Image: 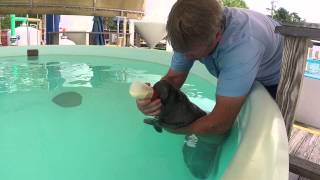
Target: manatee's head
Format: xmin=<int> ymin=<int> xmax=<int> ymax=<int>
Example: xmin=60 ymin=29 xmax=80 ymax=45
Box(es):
xmin=153 ymin=80 xmax=176 ymax=105
xmin=152 ymin=80 xmax=206 ymax=130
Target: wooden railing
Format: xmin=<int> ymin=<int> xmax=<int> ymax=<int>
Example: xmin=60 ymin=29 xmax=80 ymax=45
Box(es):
xmin=275 ymin=22 xmax=320 ymax=179
xmin=275 ymin=22 xmax=320 ymax=135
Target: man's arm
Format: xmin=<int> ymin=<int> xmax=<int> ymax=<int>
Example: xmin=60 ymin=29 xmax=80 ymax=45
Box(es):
xmin=162 ymin=68 xmax=246 ymax=135
xmin=170 ymin=95 xmax=246 ymax=135
xmin=161 ymin=68 xmax=189 ymax=89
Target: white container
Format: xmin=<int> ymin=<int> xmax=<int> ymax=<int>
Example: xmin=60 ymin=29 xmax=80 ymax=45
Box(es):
xmin=7 ymin=24 xmax=41 ymax=46
xmin=134 ymin=21 xmax=166 ymax=48
xmin=59 ymin=35 xmax=76 ymax=45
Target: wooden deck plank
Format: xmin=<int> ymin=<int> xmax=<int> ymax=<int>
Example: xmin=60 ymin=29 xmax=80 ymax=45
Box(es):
xmin=298 ymin=177 xmax=310 ymax=180
xmin=289 ymin=154 xmax=320 ymax=180
xmin=290 ymin=128 xmax=299 ymax=139
xmin=289 ymin=172 xmax=300 ymax=180
xmin=309 ymin=137 xmax=320 ymax=165
xmin=295 ymin=134 xmax=319 ymax=160
xmin=289 ymin=127 xmax=320 ymax=179
xmin=290 ymin=129 xmax=310 ymax=155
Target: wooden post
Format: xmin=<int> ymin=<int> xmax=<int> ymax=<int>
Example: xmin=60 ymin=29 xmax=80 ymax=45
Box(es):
xmin=275 ymin=23 xmax=320 ymax=136
xmin=134 ymin=32 xmax=141 ymax=47
xmin=122 ymin=16 xmax=127 ymax=47
xmin=128 ymin=19 xmax=135 ymax=46
xmin=276 ymin=36 xmax=309 ymax=136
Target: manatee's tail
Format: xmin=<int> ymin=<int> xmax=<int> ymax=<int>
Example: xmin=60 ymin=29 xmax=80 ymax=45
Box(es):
xmin=183 ymin=134 xmax=225 ymax=179
xmin=144 ymin=118 xmax=163 ymax=133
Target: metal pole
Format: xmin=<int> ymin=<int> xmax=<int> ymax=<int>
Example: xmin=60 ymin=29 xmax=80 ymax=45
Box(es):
xmin=271 ymin=0 xmax=275 ymax=18
xmin=266 ymin=0 xmax=277 ymax=18
xmin=10 ymin=14 xmax=16 ymax=37
xmin=117 ymin=17 xmax=119 ymax=39
xmin=26 ymin=14 xmax=30 ymax=46
xmin=43 ymin=14 xmax=46 ymax=44
xmin=10 ymin=14 xmax=16 ymax=45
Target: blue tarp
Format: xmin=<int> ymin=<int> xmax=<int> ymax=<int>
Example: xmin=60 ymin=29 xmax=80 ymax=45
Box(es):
xmin=92 ymin=16 xmax=105 ymax=45
xmin=305 ymin=59 xmax=320 ymax=80
xmin=46 ymin=15 xmax=60 ymax=45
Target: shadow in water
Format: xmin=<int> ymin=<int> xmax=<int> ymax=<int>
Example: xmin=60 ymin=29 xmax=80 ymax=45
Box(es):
xmin=52 ymin=91 xmax=82 ymax=108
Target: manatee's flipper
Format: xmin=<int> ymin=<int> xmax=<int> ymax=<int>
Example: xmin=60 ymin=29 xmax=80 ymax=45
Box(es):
xmin=52 ymin=91 xmax=82 ymax=108
xmin=153 ymin=124 xmax=163 ymax=133
xmin=144 ymin=118 xmax=163 ymax=133
xmin=144 ymin=118 xmax=157 ymax=125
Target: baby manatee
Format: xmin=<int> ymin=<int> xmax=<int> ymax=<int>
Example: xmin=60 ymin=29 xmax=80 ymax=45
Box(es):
xmin=144 ymin=80 xmax=206 ymax=133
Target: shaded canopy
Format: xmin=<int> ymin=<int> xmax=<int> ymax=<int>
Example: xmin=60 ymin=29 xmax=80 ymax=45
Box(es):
xmin=0 ymin=0 xmax=144 ymax=19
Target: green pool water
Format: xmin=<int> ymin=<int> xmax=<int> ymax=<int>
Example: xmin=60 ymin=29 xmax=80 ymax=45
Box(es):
xmin=0 ymin=54 xmax=238 ymax=180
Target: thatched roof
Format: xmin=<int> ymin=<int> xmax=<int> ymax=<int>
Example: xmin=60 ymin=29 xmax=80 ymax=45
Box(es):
xmin=0 ymin=0 xmax=145 ymax=19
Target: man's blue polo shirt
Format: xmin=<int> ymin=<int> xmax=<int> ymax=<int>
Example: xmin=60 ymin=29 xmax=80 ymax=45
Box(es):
xmin=170 ymin=7 xmax=283 ymax=97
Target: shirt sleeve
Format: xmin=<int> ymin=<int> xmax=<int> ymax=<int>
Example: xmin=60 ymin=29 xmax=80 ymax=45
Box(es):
xmin=216 ymin=38 xmax=266 ymax=97
xmin=170 ymin=52 xmax=194 ymax=72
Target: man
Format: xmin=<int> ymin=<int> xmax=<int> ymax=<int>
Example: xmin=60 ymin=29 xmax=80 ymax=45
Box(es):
xmin=137 ymin=0 xmax=283 ymax=135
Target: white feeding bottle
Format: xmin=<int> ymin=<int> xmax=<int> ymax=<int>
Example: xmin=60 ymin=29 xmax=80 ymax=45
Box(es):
xmin=129 ymin=81 xmax=156 ymax=100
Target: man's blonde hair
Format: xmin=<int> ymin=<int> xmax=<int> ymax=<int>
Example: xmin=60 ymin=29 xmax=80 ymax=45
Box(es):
xmin=166 ymin=0 xmax=223 ymax=53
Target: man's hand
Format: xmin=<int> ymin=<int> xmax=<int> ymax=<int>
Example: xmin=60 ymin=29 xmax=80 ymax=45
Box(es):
xmin=136 ymin=98 xmax=162 ymax=116
xmin=135 ymin=68 xmax=188 ymax=116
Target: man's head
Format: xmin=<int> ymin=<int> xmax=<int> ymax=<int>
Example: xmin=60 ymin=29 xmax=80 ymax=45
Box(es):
xmin=166 ymin=0 xmax=223 ymax=59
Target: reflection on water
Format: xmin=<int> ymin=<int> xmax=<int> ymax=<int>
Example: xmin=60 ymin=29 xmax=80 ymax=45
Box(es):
xmin=0 ymin=59 xmax=213 ymax=109
xmin=60 ymin=63 xmax=94 ymax=88
xmin=0 ymin=61 xmax=48 ymax=93
xmin=0 ymin=61 xmax=164 ymax=93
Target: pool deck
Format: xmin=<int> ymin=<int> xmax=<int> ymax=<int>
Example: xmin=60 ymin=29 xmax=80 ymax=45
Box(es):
xmin=289 ymin=124 xmax=320 ymax=180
